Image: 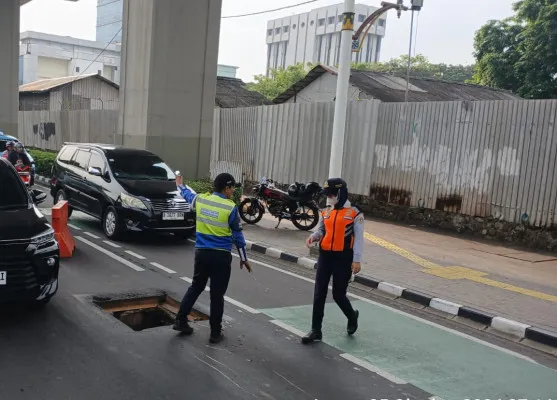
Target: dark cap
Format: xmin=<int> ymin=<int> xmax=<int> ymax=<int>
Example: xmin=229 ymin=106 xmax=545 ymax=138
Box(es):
xmin=214 ymin=173 xmax=240 ymax=192
xmin=322 ymin=178 xmax=347 ymax=196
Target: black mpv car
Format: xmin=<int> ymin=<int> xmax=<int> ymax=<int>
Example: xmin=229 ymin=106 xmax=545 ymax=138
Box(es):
xmin=50 ymin=143 xmax=195 ymax=240
xmin=0 ymin=158 xmax=59 ymax=306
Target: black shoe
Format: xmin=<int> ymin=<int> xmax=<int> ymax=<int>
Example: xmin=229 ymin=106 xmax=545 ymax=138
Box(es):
xmin=301 ymin=329 xmax=322 ymax=344
xmin=172 ymin=320 xmax=193 ymax=335
xmin=347 ymin=310 xmax=359 ymax=335
xmin=209 ymin=332 xmax=225 ymax=344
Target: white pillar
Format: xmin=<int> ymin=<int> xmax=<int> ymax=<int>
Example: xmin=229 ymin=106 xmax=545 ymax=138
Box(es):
xmin=0 ymin=0 xmax=20 ymax=137
xmin=328 ymin=0 xmax=355 ymax=179
xmin=118 ymin=0 xmax=222 ymax=180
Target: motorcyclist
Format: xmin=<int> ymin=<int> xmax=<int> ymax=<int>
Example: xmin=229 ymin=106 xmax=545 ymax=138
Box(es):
xmin=1 ymin=141 xmax=15 ymax=159
xmin=10 ymin=142 xmax=31 ymax=167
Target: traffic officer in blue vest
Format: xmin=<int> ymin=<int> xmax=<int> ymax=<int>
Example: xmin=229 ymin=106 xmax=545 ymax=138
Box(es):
xmin=173 ymin=172 xmax=252 ymax=344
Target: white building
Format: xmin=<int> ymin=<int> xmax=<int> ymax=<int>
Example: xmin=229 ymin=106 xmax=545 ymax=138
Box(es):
xmin=19 ymin=31 xmax=121 ymax=85
xmin=266 ymin=2 xmax=387 ymax=74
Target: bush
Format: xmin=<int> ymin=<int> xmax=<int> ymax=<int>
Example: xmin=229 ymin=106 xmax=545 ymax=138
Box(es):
xmin=185 ymin=177 xmax=243 ymax=206
xmin=28 ymin=148 xmax=57 ymax=176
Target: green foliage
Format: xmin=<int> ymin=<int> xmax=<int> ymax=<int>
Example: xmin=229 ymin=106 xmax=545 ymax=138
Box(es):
xmin=473 ymin=0 xmax=557 ymax=99
xmin=352 ymin=54 xmax=476 ymax=83
xmin=28 ymin=148 xmax=57 ymax=176
xmin=246 ymin=62 xmax=313 ymax=100
xmin=185 ymin=177 xmax=243 ymax=206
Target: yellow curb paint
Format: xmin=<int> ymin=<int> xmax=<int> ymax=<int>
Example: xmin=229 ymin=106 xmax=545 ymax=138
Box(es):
xmin=364 ymin=232 xmax=557 ymax=303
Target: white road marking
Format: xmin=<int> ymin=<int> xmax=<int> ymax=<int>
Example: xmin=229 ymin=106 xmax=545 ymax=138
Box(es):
xmin=270 ymin=319 xmax=307 ymax=337
xmin=150 ymin=262 xmax=176 ymax=274
xmin=83 ymin=232 xmax=100 ymax=239
xmin=180 ymin=276 xmax=209 ymax=291
xmin=223 ymin=295 xmax=260 ymax=314
xmin=75 ymin=236 xmax=144 ymax=272
xmin=125 ymin=250 xmax=146 ymax=260
xmin=339 ymin=353 xmax=407 ymax=385
xmin=67 ymin=223 xmax=82 ymax=231
xmin=103 ymin=240 xmax=121 ymax=249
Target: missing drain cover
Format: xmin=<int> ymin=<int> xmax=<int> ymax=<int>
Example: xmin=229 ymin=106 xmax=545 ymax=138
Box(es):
xmin=93 ymin=293 xmax=209 ymax=332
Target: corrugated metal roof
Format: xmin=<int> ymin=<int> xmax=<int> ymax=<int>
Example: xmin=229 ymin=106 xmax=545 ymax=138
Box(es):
xmin=19 ymin=74 xmax=119 ymax=93
xmin=215 ymin=77 xmax=273 ymax=108
xmin=273 ymin=64 xmax=521 ymax=103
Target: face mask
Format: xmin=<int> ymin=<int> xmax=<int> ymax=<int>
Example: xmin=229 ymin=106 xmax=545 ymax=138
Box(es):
xmin=326 ymin=196 xmax=338 ymax=207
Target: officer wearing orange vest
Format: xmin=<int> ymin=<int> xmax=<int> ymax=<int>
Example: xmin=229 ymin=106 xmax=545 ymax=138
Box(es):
xmin=302 ymin=178 xmax=364 ymax=344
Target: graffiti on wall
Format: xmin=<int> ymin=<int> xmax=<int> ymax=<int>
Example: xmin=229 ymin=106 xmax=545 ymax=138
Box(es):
xmin=33 ymin=123 xmax=56 ymax=141
xmin=374 ymin=136 xmax=521 ymax=193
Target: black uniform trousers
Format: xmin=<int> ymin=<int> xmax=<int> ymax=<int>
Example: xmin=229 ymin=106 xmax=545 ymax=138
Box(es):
xmin=177 ymin=249 xmax=232 ymax=334
xmin=311 ymin=249 xmax=356 ymax=331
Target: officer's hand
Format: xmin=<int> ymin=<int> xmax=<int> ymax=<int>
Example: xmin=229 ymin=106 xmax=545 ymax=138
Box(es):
xmin=351 ymin=262 xmax=361 ymax=275
xmin=241 ymin=260 xmax=252 ymax=273
xmin=176 ymin=175 xmax=183 ymax=187
xmin=305 ymin=236 xmax=313 ymax=248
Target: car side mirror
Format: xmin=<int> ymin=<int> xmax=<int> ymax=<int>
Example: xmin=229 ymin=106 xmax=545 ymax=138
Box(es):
xmin=88 ymin=166 xmax=102 ymax=176
xmin=31 ymin=189 xmax=47 ymax=205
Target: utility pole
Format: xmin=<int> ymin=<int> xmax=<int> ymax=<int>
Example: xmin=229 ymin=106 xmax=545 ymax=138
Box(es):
xmin=328 ymin=0 xmax=355 ymax=179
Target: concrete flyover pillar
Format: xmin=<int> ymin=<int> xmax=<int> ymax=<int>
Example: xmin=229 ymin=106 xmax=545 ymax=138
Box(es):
xmin=0 ymin=0 xmax=20 ymax=137
xmin=118 ymin=0 xmax=222 ymax=180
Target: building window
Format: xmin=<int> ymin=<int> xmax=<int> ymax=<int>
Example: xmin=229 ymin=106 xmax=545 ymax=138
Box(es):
xmin=301 ymin=22 xmax=306 ymax=27
xmin=293 ymin=24 xmax=297 ymax=29
xmin=378 ymin=19 xmax=385 ymax=27
xmin=328 ymin=16 xmax=335 ymax=24
xmin=338 ymin=15 xmax=343 ymax=23
xmin=358 ymin=14 xmax=366 ymax=22
xmin=75 ymin=66 xmax=80 ymax=73
xmin=283 ymin=25 xmax=289 ymax=33
xmin=275 ymin=27 xmax=281 ymax=34
xmin=310 ymin=20 xmax=314 ymax=26
xmin=267 ymin=29 xmax=273 ymax=36
xmin=318 ymin=18 xmax=325 ymax=26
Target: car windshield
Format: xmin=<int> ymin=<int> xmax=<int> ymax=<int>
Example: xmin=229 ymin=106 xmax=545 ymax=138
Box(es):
xmin=0 ymin=164 xmax=29 ymax=210
xmin=107 ymin=153 xmax=176 ymax=181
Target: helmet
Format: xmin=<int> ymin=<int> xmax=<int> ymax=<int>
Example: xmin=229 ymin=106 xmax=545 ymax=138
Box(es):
xmin=322 ymin=178 xmax=348 ymax=209
xmin=14 ymin=142 xmax=24 ymax=151
xmin=213 ymin=173 xmax=240 ymax=192
xmin=6 ymin=141 xmax=15 ymax=148
xmin=288 ymin=183 xmax=299 ymax=196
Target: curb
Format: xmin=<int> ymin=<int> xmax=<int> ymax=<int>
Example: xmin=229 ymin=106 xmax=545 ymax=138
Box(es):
xmin=244 ymin=239 xmax=557 ymax=351
xmin=35 ymin=175 xmax=50 ymax=186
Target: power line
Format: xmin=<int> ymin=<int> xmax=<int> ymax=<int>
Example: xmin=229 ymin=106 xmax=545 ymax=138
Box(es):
xmin=222 ymin=0 xmax=320 ymax=18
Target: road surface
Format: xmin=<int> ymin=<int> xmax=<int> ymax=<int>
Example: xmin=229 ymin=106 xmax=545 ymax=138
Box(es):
xmin=1 ymin=192 xmax=556 ymax=400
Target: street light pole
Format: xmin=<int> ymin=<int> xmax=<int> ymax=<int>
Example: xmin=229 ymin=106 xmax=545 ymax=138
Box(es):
xmin=328 ymin=0 xmax=355 ymax=179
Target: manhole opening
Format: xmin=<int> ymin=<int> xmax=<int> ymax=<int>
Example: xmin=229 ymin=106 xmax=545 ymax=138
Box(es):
xmin=93 ymin=294 xmax=209 ymax=332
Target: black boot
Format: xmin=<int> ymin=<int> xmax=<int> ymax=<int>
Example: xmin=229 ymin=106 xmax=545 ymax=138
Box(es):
xmin=347 ymin=310 xmax=359 ymax=335
xmin=301 ymin=329 xmax=322 ymax=344
xmin=209 ymin=331 xmax=225 ymax=344
xmin=172 ymin=319 xmax=193 ymax=335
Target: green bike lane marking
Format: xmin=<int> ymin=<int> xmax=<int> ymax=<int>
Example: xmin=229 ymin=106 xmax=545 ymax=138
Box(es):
xmin=260 ymin=300 xmax=557 ymax=400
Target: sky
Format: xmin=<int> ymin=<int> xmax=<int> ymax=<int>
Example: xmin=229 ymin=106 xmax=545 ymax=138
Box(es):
xmin=20 ymin=0 xmax=517 ymax=82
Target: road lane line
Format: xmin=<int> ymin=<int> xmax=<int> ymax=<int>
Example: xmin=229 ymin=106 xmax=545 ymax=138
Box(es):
xmin=103 ymin=240 xmax=121 ymax=248
xmin=180 ymin=276 xmax=209 ymax=291
xmin=150 ymin=262 xmax=176 ymax=274
xmin=83 ymin=232 xmax=100 ymax=239
xmin=68 ymin=223 xmax=82 ymax=231
xmin=75 ymin=236 xmax=145 ymax=272
xmin=178 ymin=277 xmax=258 ymax=312
xmin=125 ymin=250 xmax=146 ymax=260
xmin=339 ymin=353 xmax=407 ymax=385
xmin=270 ymin=319 xmax=307 ymax=337
xmin=236 ymin=254 xmax=538 ymax=363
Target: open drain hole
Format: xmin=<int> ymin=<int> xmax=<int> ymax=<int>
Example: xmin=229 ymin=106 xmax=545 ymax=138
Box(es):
xmin=93 ymin=293 xmax=209 ymax=332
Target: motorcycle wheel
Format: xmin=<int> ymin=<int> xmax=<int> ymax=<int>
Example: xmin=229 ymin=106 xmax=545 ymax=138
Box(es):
xmin=239 ymin=198 xmax=264 ymax=225
xmin=292 ymin=203 xmax=319 ymax=231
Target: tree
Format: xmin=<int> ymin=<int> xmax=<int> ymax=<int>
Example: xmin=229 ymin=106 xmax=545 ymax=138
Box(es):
xmin=246 ymin=63 xmax=312 ymax=100
xmin=352 ymin=54 xmax=475 ymax=83
xmin=473 ymin=0 xmax=557 ymax=99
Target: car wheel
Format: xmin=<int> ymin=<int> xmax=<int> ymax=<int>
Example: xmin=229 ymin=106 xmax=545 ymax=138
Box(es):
xmin=103 ymin=206 xmax=123 ymax=240
xmin=54 ymin=189 xmax=73 ymax=217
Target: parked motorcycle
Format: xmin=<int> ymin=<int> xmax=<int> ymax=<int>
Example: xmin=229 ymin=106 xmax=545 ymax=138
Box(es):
xmin=238 ymin=177 xmax=323 ymax=231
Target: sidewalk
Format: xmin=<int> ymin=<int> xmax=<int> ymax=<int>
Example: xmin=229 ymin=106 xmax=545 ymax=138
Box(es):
xmin=241 ymin=213 xmax=557 ymax=334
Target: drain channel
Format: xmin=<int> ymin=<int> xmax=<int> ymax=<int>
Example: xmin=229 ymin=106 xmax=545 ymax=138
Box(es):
xmin=93 ymin=293 xmax=209 ymax=331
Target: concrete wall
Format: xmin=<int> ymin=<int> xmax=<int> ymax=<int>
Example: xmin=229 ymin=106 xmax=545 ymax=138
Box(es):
xmin=0 ymin=0 xmax=19 ymax=137
xmin=118 ymin=0 xmax=222 ymax=180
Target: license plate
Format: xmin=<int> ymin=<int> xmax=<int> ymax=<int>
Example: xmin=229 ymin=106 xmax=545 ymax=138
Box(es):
xmin=0 ymin=271 xmax=5 ymax=285
xmin=163 ymin=212 xmax=184 ymax=221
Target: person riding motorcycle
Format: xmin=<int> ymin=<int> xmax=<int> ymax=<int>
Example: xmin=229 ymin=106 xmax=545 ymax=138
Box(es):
xmin=10 ymin=142 xmax=31 ymax=167
xmin=1 ymin=141 xmax=15 ymax=159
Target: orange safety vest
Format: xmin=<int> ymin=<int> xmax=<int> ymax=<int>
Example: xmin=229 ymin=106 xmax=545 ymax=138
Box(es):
xmin=319 ymin=207 xmax=360 ymax=252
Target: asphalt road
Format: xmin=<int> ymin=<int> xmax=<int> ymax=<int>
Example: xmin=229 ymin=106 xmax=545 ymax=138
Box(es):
xmin=2 ymin=190 xmax=557 ymax=400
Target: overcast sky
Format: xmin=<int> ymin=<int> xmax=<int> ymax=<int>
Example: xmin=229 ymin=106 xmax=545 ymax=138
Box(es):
xmin=20 ymin=0 xmax=516 ymax=82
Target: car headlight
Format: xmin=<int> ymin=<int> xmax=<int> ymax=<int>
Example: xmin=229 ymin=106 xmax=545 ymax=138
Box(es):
xmin=120 ymin=193 xmax=148 ymax=210
xmin=31 ymin=227 xmax=55 ymax=246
